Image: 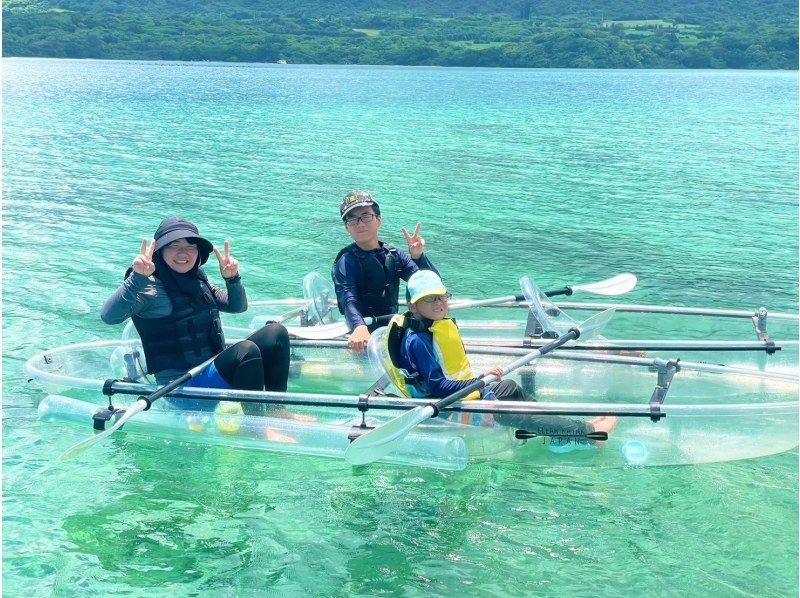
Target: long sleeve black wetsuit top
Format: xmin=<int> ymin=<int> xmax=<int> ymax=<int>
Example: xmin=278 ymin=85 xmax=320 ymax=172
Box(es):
xmin=332 ymin=242 xmax=437 ymax=331
xmin=100 ymin=271 xmax=247 ymax=383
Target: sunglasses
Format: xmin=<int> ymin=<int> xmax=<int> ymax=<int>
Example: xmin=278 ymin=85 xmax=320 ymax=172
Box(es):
xmin=420 ymin=293 xmax=452 ymax=304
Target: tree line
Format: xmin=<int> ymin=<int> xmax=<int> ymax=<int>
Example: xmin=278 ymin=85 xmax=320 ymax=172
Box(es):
xmin=3 ymin=1 xmax=797 ymax=69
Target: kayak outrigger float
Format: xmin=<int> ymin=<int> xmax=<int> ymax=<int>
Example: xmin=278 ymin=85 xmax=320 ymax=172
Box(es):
xmin=26 ymin=328 xmax=799 ymax=469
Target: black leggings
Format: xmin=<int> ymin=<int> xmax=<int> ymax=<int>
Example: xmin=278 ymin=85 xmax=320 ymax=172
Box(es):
xmin=214 ymin=322 xmax=291 ymax=400
xmin=489 ymin=380 xmax=589 ymax=437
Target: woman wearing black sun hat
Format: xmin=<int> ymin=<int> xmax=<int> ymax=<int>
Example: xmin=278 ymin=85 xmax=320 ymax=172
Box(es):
xmin=101 ymin=216 xmax=290 ymax=413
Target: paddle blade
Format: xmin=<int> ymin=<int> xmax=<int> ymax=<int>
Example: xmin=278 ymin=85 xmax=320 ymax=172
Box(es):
xmin=576 ymin=307 xmax=616 ymax=341
xmin=571 ymin=273 xmax=637 ymax=296
xmin=345 ymin=405 xmax=435 ymax=465
xmin=520 ymin=276 xmax=581 ymax=337
xmin=286 ymin=321 xmax=349 ymax=340
xmin=302 ymin=272 xmax=340 ymax=325
xmin=59 ymin=400 xmax=147 ymax=460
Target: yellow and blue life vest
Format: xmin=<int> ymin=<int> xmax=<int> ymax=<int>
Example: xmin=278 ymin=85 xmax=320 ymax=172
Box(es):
xmin=378 ymin=313 xmax=493 ymax=426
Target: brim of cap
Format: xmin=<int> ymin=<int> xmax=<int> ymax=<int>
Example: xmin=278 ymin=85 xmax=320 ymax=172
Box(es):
xmin=341 ymin=201 xmax=377 ymax=220
xmin=155 ymin=229 xmax=214 ymax=265
xmin=410 ymin=286 xmax=448 ymax=304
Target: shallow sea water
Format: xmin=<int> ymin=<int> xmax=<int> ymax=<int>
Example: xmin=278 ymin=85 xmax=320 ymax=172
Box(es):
xmin=3 ymin=59 xmax=798 ymax=596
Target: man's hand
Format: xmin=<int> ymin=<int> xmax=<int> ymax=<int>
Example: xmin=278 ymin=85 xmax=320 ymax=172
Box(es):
xmin=348 ymin=324 xmax=371 ymax=354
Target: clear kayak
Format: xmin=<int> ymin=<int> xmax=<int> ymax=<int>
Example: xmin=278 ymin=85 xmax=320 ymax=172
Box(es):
xmin=224 ymin=273 xmax=799 ymax=375
xmin=26 ymin=337 xmax=799 ymax=470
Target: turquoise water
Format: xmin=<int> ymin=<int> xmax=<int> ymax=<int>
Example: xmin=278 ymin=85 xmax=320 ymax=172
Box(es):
xmin=3 ymin=58 xmax=798 ymax=596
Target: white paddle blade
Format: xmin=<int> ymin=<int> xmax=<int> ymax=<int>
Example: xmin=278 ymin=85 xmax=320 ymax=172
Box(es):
xmin=285 ymin=322 xmax=349 ymax=340
xmin=60 ymin=399 xmax=148 ymax=460
xmin=576 ymin=308 xmax=617 ymax=341
xmin=572 ymin=273 xmax=637 ymax=296
xmin=345 ymin=405 xmax=436 ymax=465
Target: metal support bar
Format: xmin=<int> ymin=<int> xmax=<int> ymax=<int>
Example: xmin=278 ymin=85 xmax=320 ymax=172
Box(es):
xmin=523 ymin=307 xmax=561 ymax=341
xmin=347 ymin=375 xmax=392 ymax=442
xmin=752 ymin=307 xmax=769 ymax=342
xmin=348 ymin=394 xmax=373 ymax=442
xmin=648 ymin=359 xmax=679 ymax=422
xmin=524 ymin=310 xmax=545 ymax=339
xmin=102 ymin=378 xmax=118 ymax=397
xmin=751 ymin=308 xmax=778 ymax=354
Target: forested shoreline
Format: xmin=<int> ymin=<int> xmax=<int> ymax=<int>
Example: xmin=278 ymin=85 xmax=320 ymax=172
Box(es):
xmin=4 ymin=1 xmax=797 ymax=69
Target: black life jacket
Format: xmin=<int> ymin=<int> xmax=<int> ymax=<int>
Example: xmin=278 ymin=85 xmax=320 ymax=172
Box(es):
xmin=332 ymin=242 xmax=403 ymax=322
xmin=128 ymin=269 xmax=226 ymax=374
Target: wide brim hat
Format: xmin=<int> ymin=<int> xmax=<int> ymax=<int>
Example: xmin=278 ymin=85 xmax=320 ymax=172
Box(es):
xmin=340 ymin=190 xmax=379 ymax=220
xmin=407 ymin=270 xmax=447 ymax=304
xmin=153 ymin=216 xmax=214 ymax=265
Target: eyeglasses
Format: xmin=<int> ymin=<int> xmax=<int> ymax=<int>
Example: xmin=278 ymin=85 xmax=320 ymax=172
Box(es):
xmin=420 ymin=293 xmax=452 ymax=304
xmin=164 ymin=242 xmax=198 ymax=252
xmin=344 ymin=213 xmax=378 ymax=227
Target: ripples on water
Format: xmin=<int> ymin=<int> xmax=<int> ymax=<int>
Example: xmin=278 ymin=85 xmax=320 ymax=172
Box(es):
xmin=3 ymin=59 xmax=797 ymax=595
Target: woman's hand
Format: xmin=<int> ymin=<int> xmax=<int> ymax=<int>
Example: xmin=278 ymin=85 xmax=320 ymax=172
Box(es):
xmin=132 ymin=238 xmax=156 ymax=276
xmin=213 ymin=240 xmax=240 ymax=279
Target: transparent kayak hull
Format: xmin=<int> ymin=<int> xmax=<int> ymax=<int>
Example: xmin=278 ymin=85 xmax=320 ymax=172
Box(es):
xmin=38 ymin=394 xmax=483 ymax=471
xmin=223 ymin=299 xmax=800 ymax=375
xmin=25 ymin=339 xmax=799 ymax=469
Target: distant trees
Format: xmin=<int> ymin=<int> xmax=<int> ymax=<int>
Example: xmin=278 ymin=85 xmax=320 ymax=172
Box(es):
xmin=2 ymin=0 xmax=797 ymax=69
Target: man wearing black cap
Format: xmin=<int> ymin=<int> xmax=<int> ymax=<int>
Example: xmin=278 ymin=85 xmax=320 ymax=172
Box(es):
xmin=332 ymin=191 xmax=438 ymax=353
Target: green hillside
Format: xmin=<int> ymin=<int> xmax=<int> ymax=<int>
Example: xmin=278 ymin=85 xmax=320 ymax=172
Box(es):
xmin=3 ymin=1 xmax=797 ymax=68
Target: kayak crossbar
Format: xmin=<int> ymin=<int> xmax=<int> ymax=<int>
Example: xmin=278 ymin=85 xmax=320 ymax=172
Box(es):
xmin=476 ymin=300 xmax=799 ymax=321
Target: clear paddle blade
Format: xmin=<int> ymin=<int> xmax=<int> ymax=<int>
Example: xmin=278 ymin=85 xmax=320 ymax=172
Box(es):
xmin=60 ymin=400 xmax=147 ymax=460
xmin=522 ymin=275 xmax=611 ymax=340
xmin=520 ymin=276 xmax=581 ymax=337
xmin=576 ymin=307 xmax=617 ymax=341
xmin=344 ymin=405 xmax=436 ymax=465
xmin=302 ymin=272 xmax=340 ymax=325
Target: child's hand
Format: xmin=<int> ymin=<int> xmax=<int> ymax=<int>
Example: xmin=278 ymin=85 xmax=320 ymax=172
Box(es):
xmin=483 ymin=367 xmax=504 ymax=380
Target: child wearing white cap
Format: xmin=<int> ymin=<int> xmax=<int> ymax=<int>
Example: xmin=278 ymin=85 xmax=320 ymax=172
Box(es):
xmin=393 ymin=270 xmax=618 ymax=441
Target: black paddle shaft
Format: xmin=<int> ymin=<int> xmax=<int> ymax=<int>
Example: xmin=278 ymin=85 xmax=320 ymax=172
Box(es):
xmin=135 ymin=370 xmax=193 ymax=410
xmin=543 ymin=286 xmax=573 ymax=297
xmin=505 ymin=287 xmax=571 ymax=304
xmin=511 ymin=286 xmax=574 ymax=301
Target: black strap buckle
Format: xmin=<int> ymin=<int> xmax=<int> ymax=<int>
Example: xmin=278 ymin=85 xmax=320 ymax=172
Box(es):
xmin=92 ymin=406 xmax=126 ymax=431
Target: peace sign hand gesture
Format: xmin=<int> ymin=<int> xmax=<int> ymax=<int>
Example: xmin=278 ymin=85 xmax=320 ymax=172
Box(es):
xmin=132 ymin=239 xmax=156 ymax=276
xmin=402 ymin=222 xmax=426 ymax=260
xmin=213 ymin=240 xmax=240 ymax=279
